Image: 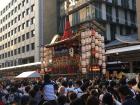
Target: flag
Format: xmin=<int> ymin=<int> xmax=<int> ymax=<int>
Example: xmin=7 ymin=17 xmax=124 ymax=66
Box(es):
xmin=61 ymin=16 xmax=72 ymax=40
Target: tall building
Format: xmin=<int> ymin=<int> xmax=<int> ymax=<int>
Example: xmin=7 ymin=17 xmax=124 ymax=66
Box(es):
xmin=0 ymin=0 xmax=57 ymax=69
xmin=59 ymin=0 xmax=137 ymax=42
xmin=136 ymin=0 xmax=140 ymax=39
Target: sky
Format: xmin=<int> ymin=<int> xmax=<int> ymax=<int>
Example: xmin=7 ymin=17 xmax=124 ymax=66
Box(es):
xmin=0 ymin=0 xmax=11 ymax=10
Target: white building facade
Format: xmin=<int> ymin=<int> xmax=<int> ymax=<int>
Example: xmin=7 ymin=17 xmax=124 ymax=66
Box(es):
xmin=0 ymin=0 xmax=57 ymax=68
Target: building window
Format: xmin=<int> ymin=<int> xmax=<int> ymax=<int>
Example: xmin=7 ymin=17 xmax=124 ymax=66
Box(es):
xmin=18 ymin=36 xmax=21 ymax=43
xmin=31 ymin=43 xmax=35 ymax=50
xmin=26 ymin=8 xmax=30 ymax=15
xmin=22 ymin=46 xmax=25 ymax=53
xmin=14 ymin=38 xmax=17 ymax=44
xmin=11 ymin=40 xmax=13 ymax=45
xmin=26 ymin=44 xmax=30 ymax=52
xmin=14 ymin=17 xmax=17 ymax=23
xmin=14 ymin=27 xmax=17 ymax=34
xmin=11 ymin=9 xmax=14 ymax=15
xmin=15 ymin=6 xmax=17 ymax=13
xmin=106 ymin=5 xmax=112 ymax=21
xmin=18 ymin=48 xmax=21 ymax=54
xmin=31 ymin=4 xmax=35 ymax=12
xmin=110 ymin=24 xmax=116 ymax=40
xmin=31 ymin=30 xmax=35 ymax=37
xmin=22 ymin=22 xmax=25 ymax=29
xmin=8 ymin=41 xmax=10 ymax=47
xmin=8 ymin=32 xmax=10 ymax=37
xmin=8 ymin=51 xmax=10 ymax=57
xmin=22 ymin=11 xmax=25 ymax=18
xmin=5 ymin=43 xmax=7 ymax=48
xmin=11 ymin=19 xmax=14 ymax=25
xmin=18 ymin=14 xmax=21 ymax=20
xmin=11 ymin=50 xmax=13 ymax=56
xmin=26 ymin=0 xmax=29 ymax=3
xmin=14 ymin=49 xmax=17 ymax=55
xmin=5 ymin=53 xmax=7 ymax=58
xmin=18 ymin=3 xmax=21 ymax=10
xmin=22 ymin=0 xmax=25 ymax=7
xmin=31 ymin=17 xmax=35 ymax=24
xmin=22 ymin=34 xmax=25 ymax=41
xmin=26 ymin=32 xmax=30 ymax=39
xmin=26 ymin=20 xmax=30 ymax=27
xmin=11 ymin=30 xmax=13 ymax=35
xmin=18 ymin=25 xmax=21 ymax=31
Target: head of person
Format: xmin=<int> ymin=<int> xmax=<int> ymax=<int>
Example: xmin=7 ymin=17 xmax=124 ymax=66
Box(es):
xmin=70 ymin=97 xmax=85 ymax=105
xmin=44 ymin=74 xmax=51 ymax=83
xmin=57 ymin=95 xmax=67 ymax=105
xmin=68 ymin=81 xmax=73 ymax=88
xmin=118 ymin=85 xmax=133 ymax=102
xmin=61 ymin=81 xmax=68 ymax=88
xmin=68 ymin=91 xmax=77 ymax=102
xmin=102 ymin=93 xmax=113 ymax=105
xmin=58 ymin=86 xmax=65 ymax=96
xmin=75 ymin=80 xmax=82 ymax=88
xmin=86 ymin=95 xmax=99 ymax=105
xmin=110 ymin=81 xmax=116 ymax=88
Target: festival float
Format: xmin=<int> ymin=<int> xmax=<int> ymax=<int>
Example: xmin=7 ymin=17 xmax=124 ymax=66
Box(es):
xmin=41 ymin=17 xmax=106 ymax=78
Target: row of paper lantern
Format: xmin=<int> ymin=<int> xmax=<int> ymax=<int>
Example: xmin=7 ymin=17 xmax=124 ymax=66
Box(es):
xmin=81 ymin=30 xmax=104 ymax=42
xmin=81 ymin=35 xmax=105 ymax=49
xmin=81 ymin=58 xmax=90 ymax=66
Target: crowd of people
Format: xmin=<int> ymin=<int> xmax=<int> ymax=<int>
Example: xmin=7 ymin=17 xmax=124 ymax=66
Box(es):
xmin=0 ymin=74 xmax=140 ymax=105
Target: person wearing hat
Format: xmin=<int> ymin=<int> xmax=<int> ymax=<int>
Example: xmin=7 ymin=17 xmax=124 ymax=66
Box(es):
xmin=123 ymin=82 xmax=140 ymax=105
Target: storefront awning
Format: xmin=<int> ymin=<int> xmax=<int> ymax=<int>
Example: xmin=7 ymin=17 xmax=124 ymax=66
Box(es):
xmin=106 ymin=45 xmax=140 ymax=55
xmin=16 ymin=71 xmax=41 ymax=78
xmin=0 ymin=62 xmax=41 ymax=71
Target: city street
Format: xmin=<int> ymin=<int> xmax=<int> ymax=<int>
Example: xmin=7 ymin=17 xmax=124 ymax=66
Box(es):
xmin=0 ymin=0 xmax=140 ymax=105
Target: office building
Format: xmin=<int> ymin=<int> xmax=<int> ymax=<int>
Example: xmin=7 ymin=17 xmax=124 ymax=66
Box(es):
xmin=0 ymin=0 xmax=57 ymax=68
xmin=59 ymin=0 xmax=137 ymax=42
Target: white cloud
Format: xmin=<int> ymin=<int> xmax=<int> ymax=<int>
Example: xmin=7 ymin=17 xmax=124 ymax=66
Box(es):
xmin=0 ymin=0 xmax=11 ymax=11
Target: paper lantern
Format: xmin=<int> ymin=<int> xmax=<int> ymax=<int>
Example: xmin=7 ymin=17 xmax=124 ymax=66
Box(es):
xmin=101 ymin=43 xmax=105 ymax=48
xmin=82 ymin=68 xmax=87 ymax=74
xmin=81 ymin=61 xmax=86 ymax=66
xmin=86 ymin=37 xmax=90 ymax=44
xmin=81 ymin=39 xmax=86 ymax=45
xmin=82 ymin=46 xmax=86 ymax=52
xmin=92 ymin=43 xmax=95 ymax=48
xmin=102 ymin=56 xmax=106 ymax=61
xmin=101 ymin=36 xmax=104 ymax=42
xmin=98 ymin=41 xmax=102 ymax=47
xmin=88 ymin=45 xmax=92 ymax=50
xmin=92 ymin=36 xmax=95 ymax=42
xmin=82 ymin=54 xmax=86 ymax=59
xmin=85 ymin=45 xmax=88 ymax=51
xmin=99 ymin=47 xmax=102 ymax=53
xmin=98 ymin=60 xmax=102 ymax=65
xmin=86 ymin=52 xmax=91 ymax=57
xmin=86 ymin=59 xmax=89 ymax=64
xmin=95 ymin=53 xmax=99 ymax=58
xmin=99 ymin=54 xmax=103 ymax=59
xmin=95 ymin=32 xmax=98 ymax=38
xmin=92 ymin=49 xmax=96 ymax=55
xmin=88 ymin=30 xmax=92 ymax=36
xmin=102 ymin=62 xmax=106 ymax=67
xmin=98 ymin=34 xmax=102 ymax=40
xmin=95 ymin=39 xmax=99 ymax=45
xmin=88 ymin=37 xmax=92 ymax=43
xmin=102 ymin=49 xmax=105 ymax=54
xmin=102 ymin=69 xmax=106 ymax=74
xmin=81 ymin=32 xmax=85 ymax=39
xmin=95 ymin=46 xmax=99 ymax=52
